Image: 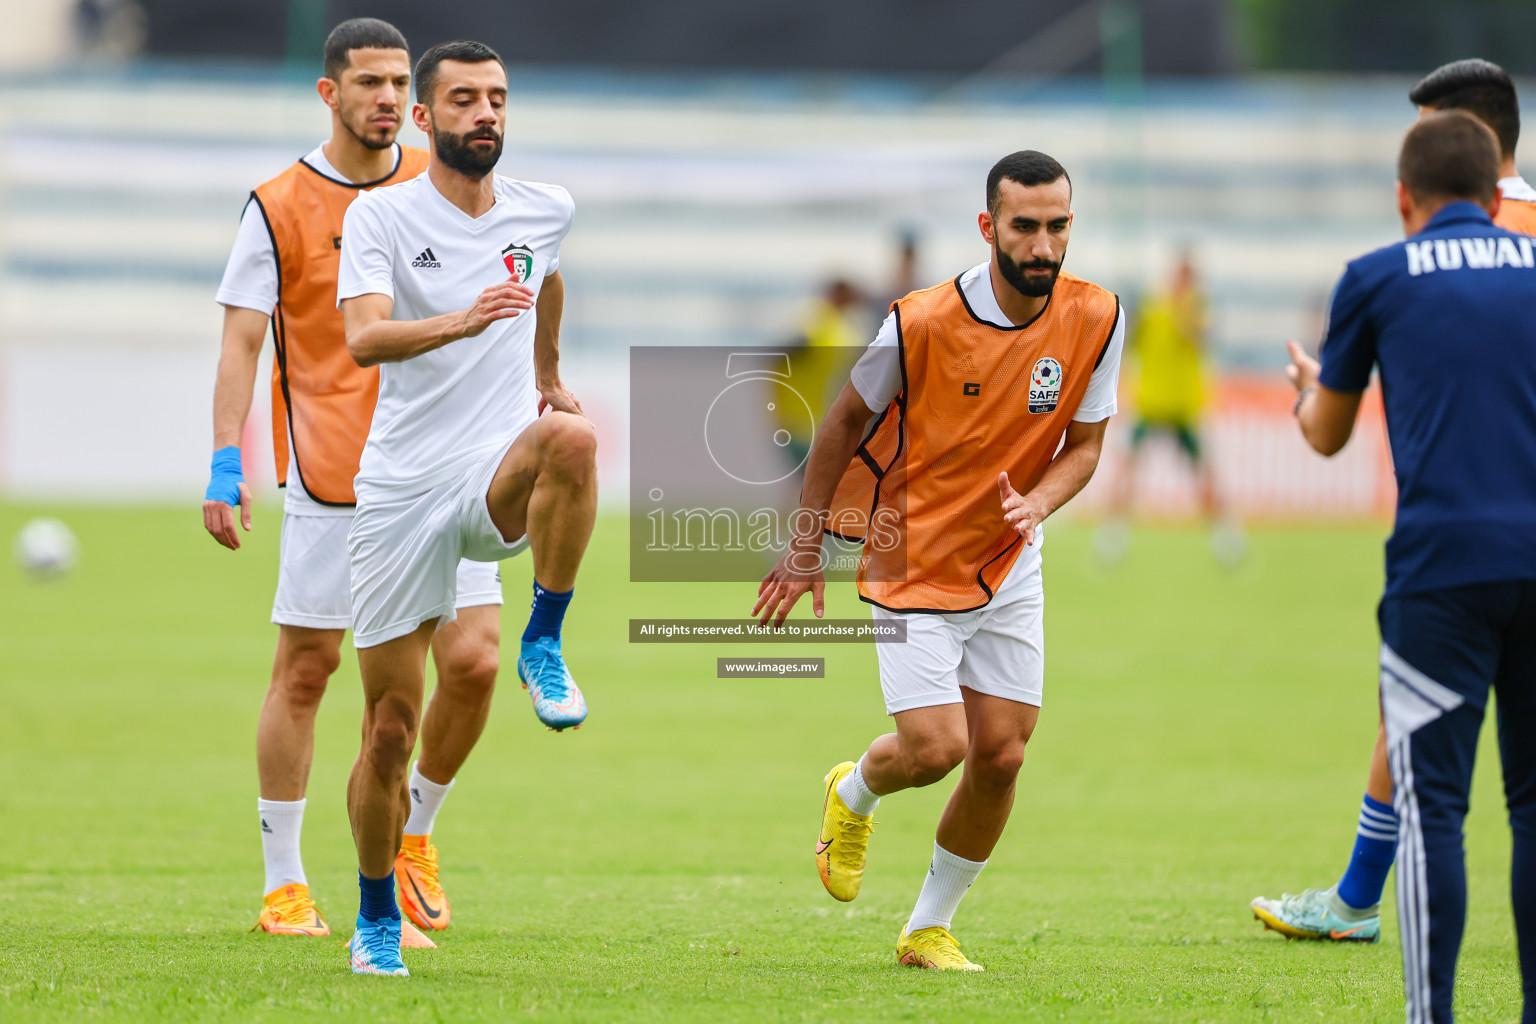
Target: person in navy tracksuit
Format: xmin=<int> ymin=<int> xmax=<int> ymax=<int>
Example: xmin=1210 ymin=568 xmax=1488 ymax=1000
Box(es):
xmin=1287 ymin=109 xmax=1536 ymax=1024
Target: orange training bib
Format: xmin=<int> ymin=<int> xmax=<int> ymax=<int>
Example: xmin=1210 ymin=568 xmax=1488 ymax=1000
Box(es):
xmin=827 ymin=271 xmax=1119 ymax=612
xmin=250 ymin=146 xmax=429 ymax=505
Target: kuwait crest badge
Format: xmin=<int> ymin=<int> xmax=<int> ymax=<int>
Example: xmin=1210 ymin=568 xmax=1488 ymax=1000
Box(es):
xmin=501 ymin=243 xmax=534 ymax=281
xmin=1028 ymin=357 xmax=1063 ymax=413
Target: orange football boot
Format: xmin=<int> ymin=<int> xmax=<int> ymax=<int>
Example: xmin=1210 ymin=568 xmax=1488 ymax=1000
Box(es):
xmin=396 ymin=834 xmax=450 ymax=931
xmin=255 ymin=883 xmax=329 ymax=936
xmin=400 ymin=917 xmax=437 ymax=949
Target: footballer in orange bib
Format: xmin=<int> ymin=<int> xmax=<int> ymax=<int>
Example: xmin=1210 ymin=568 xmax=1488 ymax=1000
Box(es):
xmin=252 ymin=136 xmax=426 ymax=505
xmin=201 ymin=18 xmax=513 ymax=954
xmin=755 ymin=150 xmax=1125 ymax=970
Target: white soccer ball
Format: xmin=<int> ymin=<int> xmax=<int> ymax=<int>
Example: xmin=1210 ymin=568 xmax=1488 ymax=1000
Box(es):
xmin=13 ymin=517 xmax=79 ymax=579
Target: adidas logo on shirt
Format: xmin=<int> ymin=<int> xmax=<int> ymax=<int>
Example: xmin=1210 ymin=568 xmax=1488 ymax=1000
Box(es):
xmin=411 ymin=247 xmax=442 ymax=269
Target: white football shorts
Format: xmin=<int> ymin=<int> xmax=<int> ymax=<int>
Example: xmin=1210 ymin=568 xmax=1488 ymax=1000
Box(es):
xmin=872 ymin=549 xmax=1044 ymax=714
xmin=348 ymin=441 xmax=529 ymax=649
xmin=272 ymin=513 xmax=503 ymax=631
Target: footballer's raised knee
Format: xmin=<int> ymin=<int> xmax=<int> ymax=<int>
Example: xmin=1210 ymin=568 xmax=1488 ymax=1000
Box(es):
xmin=538 ymin=411 xmax=597 ymax=479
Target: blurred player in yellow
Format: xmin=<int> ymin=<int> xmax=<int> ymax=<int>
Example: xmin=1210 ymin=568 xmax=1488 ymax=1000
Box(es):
xmin=1096 ymin=249 xmax=1243 ymax=567
xmin=202 ymin=18 xmax=505 ymax=943
xmin=778 ymin=278 xmax=866 ymax=469
xmin=1252 ymin=57 xmax=1536 ymax=948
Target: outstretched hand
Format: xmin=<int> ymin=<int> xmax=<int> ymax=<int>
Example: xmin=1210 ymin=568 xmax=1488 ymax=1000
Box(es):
xmin=998 ymin=471 xmax=1048 ymax=547
xmin=752 ymin=536 xmax=826 ymax=628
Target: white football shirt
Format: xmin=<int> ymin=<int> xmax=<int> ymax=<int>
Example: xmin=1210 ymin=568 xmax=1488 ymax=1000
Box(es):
xmin=337 ymin=171 xmax=575 ymax=497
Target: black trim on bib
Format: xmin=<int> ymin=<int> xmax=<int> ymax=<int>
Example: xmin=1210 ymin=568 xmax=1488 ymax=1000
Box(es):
xmin=1093 ymin=296 xmax=1121 ymax=370
xmin=951 ymin=272 xmax=1054 ymax=332
xmin=856 ymin=536 xmax=1021 ymax=615
xmin=297 ymin=144 xmax=405 ymax=190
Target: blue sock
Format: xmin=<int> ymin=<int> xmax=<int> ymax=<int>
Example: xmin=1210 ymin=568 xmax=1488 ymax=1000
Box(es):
xmin=358 ymin=870 xmax=400 ymax=921
xmin=522 ymin=582 xmax=573 ymax=642
xmin=1336 ymin=793 xmax=1397 ymax=910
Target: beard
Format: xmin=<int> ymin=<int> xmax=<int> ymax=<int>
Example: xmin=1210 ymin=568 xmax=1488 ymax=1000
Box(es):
xmin=995 ymin=238 xmax=1063 ymax=298
xmin=433 ymin=125 xmax=504 ymax=178
xmin=337 ymin=102 xmax=398 ymax=152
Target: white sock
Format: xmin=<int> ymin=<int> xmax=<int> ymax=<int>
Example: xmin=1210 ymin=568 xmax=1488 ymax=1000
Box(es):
xmin=257 ymin=798 xmax=307 ymax=894
xmin=835 ymin=757 xmax=881 ymax=816
xmin=905 ymin=842 xmax=987 ymax=933
xmin=403 ymin=761 xmax=455 ymax=836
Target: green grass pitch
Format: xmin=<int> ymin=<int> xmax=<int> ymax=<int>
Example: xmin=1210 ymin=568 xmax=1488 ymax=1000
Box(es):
xmin=0 ymin=505 xmax=1522 ymax=1022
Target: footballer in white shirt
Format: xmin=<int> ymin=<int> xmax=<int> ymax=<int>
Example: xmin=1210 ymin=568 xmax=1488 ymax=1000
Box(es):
xmin=201 ymin=17 xmax=511 ymax=958
xmin=335 ymin=40 xmax=598 ymax=977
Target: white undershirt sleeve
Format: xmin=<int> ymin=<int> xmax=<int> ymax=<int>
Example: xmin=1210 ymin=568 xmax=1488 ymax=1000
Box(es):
xmin=849 ymin=311 xmax=903 ymax=412
xmin=1072 ymin=304 xmax=1126 ymax=423
xmin=215 ymin=199 xmax=279 ymax=314
xmin=336 ymin=194 xmax=396 ymax=306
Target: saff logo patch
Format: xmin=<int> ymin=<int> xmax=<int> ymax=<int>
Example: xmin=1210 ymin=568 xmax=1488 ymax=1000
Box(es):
xmin=501 ymin=243 xmax=534 ymax=281
xmin=1029 ymin=357 xmax=1063 ymax=413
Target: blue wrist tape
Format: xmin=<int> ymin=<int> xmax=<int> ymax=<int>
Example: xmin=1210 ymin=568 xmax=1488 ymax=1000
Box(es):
xmin=205 ymin=446 xmax=244 ymax=505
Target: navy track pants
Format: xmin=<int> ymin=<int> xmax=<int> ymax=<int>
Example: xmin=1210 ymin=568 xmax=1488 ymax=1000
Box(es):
xmin=1379 ymin=580 xmax=1536 ymax=1024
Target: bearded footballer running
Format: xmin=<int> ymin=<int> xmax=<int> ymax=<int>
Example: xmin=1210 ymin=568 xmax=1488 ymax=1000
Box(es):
xmin=755 ymin=150 xmax=1125 ymax=970
xmin=335 ymin=40 xmax=597 ymax=977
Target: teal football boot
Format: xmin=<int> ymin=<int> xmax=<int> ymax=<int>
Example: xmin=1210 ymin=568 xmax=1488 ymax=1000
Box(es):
xmin=1251 ymin=885 xmax=1380 ymax=942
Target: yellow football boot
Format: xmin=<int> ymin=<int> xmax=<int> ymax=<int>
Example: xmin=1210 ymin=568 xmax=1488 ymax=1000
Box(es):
xmin=396 ymin=834 xmax=450 ymax=931
xmin=255 ymin=883 xmax=329 ymax=936
xmin=815 ymin=761 xmax=876 ymax=902
xmin=897 ymin=926 xmax=985 ymax=971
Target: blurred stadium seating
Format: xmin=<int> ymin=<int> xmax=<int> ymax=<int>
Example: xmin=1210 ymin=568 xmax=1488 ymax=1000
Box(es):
xmin=0 ymin=64 xmax=1422 ymax=515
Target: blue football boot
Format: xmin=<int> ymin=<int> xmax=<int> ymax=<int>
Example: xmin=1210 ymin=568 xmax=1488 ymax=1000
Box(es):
xmin=349 ymin=914 xmax=409 ymax=976
xmin=517 ymin=636 xmax=588 ymax=731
